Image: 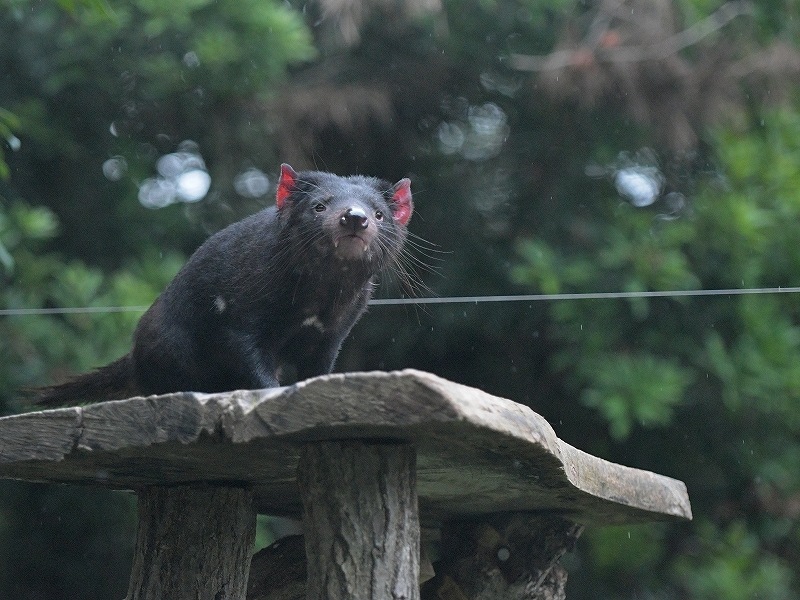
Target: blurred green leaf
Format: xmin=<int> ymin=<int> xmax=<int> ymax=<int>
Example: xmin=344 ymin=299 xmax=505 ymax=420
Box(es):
xmin=581 ymin=352 xmax=691 ymax=439
xmin=674 ymin=521 xmax=794 ymax=600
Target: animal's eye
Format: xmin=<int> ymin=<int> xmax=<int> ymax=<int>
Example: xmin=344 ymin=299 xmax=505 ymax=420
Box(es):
xmin=375 ymin=210 xmax=384 ymax=221
xmin=314 ymin=203 xmax=327 ymax=213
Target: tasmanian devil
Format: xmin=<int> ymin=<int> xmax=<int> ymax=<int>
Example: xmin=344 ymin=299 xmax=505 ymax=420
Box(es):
xmin=34 ymin=164 xmax=413 ymax=407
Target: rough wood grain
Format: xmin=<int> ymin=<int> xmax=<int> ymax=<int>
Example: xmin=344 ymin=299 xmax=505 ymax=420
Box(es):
xmin=0 ymin=370 xmax=692 ymax=525
xmin=298 ymin=441 xmax=419 ymax=600
xmin=126 ymin=484 xmax=256 ymax=600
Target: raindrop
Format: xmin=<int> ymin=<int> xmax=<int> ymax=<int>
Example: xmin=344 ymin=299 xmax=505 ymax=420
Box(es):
xmin=441 ymin=96 xmax=470 ymax=120
xmin=183 ymin=51 xmax=201 ymax=69
xmin=468 ymin=103 xmax=506 ymax=136
xmin=102 ymin=156 xmax=128 ymax=181
xmin=178 ymin=139 xmax=201 ymax=154
xmin=584 ymin=163 xmax=607 ymax=178
xmin=437 ymin=122 xmax=465 ymax=154
xmin=139 ymin=178 xmax=177 ymax=209
xmin=614 ymin=166 xmax=663 ymax=207
xmin=461 ymin=103 xmax=509 ymax=161
xmin=143 ymin=141 xmax=211 ymax=206
xmin=6 ymin=135 xmax=20 ymax=151
xmin=157 ymin=153 xmax=185 ymax=178
xmin=136 ymin=143 xmax=158 ymax=160
xmin=234 ymin=168 xmax=270 ymax=198
xmin=479 ymin=71 xmax=521 ymax=97
xmin=163 ymin=151 xmax=206 ymax=178
xmin=155 ymin=133 xmax=172 ymax=149
xmin=119 ymin=70 xmax=136 ymax=93
xmin=176 ymin=169 xmax=211 ymax=202
xmin=656 ymin=191 xmax=687 ymax=220
xmin=417 ymin=116 xmax=436 ymax=132
xmin=122 ymin=100 xmax=138 ymax=119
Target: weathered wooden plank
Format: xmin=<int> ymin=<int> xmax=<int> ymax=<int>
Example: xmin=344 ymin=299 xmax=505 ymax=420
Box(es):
xmin=0 ymin=370 xmax=691 ymax=525
xmin=0 ymin=406 xmax=82 ymax=461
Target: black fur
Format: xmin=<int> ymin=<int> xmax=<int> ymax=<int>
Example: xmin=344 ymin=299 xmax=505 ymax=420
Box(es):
xmin=34 ymin=166 xmax=412 ymax=406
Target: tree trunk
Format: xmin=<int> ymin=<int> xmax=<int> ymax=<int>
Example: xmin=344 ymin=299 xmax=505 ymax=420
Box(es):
xmin=126 ymin=484 xmax=256 ymax=600
xmin=297 ymin=441 xmax=420 ymax=600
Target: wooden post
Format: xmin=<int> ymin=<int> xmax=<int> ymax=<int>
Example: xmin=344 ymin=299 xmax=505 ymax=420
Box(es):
xmin=297 ymin=441 xmax=420 ymax=600
xmin=126 ymin=484 xmax=256 ymax=600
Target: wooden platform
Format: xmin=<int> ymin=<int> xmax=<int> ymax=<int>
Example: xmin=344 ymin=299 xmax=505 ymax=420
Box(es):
xmin=0 ymin=369 xmax=689 ymax=525
xmin=0 ymin=370 xmax=691 ymax=600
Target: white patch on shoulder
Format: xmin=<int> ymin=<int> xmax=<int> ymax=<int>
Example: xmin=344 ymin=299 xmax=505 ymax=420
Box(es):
xmin=214 ymin=295 xmax=227 ymax=314
xmin=301 ymin=315 xmax=325 ymax=331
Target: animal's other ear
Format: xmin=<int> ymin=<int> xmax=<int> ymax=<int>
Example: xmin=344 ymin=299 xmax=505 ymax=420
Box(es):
xmin=391 ymin=178 xmax=413 ymax=226
xmin=276 ymin=164 xmax=298 ymax=210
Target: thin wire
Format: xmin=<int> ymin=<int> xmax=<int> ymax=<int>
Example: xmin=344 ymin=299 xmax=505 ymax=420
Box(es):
xmin=369 ymin=286 xmax=800 ymax=305
xmin=0 ymin=305 xmax=150 ymax=316
xmin=1 ymin=286 xmax=798 ymax=315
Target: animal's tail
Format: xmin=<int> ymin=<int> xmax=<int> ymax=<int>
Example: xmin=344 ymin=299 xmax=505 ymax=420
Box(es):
xmin=30 ymin=354 xmax=137 ymax=407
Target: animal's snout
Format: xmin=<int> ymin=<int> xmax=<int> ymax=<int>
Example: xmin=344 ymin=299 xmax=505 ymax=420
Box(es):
xmin=340 ymin=207 xmax=369 ymax=232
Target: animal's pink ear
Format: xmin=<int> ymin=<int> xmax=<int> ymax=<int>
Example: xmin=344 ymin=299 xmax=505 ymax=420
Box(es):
xmin=276 ymin=164 xmax=297 ymax=210
xmin=391 ymin=178 xmax=413 ymax=226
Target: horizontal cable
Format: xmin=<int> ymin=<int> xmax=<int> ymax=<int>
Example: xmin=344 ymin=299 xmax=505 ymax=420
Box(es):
xmin=369 ymin=286 xmax=800 ymax=305
xmin=1 ymin=286 xmax=799 ymax=316
xmin=0 ymin=305 xmax=150 ymax=316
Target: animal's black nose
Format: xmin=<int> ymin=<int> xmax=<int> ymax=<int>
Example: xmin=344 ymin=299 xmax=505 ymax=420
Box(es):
xmin=340 ymin=207 xmax=369 ymax=231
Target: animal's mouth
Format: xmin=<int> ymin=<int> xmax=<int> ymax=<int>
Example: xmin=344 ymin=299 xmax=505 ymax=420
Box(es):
xmin=333 ymin=233 xmax=370 ymax=259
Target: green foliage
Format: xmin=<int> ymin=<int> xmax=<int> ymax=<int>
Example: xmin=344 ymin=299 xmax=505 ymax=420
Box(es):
xmin=1 ymin=0 xmax=316 ymax=268
xmin=673 ymin=520 xmax=795 ymax=600
xmin=506 ymin=104 xmax=800 ymax=597
xmin=117 ymin=0 xmax=317 ymax=96
xmin=510 ymin=107 xmax=800 ymax=447
xmin=0 ymin=198 xmax=183 ymax=413
xmin=581 ymin=353 xmax=691 ymax=440
xmin=0 ymin=107 xmax=20 ymax=180
xmin=585 ymin=523 xmax=666 ymax=576
xmin=7 ymin=0 xmax=315 ymax=98
xmin=513 ymin=213 xmax=701 ymax=440
xmin=691 ymin=113 xmax=800 ymax=434
xmin=0 ymin=198 xmax=57 ymax=273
